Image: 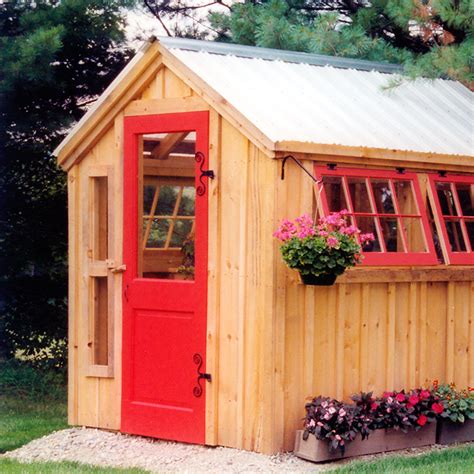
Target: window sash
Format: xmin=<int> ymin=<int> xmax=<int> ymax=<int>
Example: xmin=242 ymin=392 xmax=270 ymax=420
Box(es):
xmin=427 ymin=174 xmax=474 ymax=265
xmin=314 ymin=166 xmax=438 ymax=266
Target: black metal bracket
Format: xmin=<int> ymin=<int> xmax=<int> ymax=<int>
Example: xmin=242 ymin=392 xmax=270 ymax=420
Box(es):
xmin=438 ymin=170 xmax=447 ymax=177
xmin=280 ymin=155 xmax=322 ymax=184
xmin=193 ymin=353 xmax=211 ymax=398
xmin=195 ymin=151 xmax=215 ymax=196
xmin=396 ymin=167 xmax=406 ymax=174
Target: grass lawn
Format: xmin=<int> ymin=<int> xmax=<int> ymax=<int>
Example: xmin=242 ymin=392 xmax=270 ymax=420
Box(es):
xmin=0 ymin=459 xmax=148 ymax=473
xmin=0 ymin=395 xmax=67 ymax=454
xmin=332 ymin=444 xmax=474 ymax=473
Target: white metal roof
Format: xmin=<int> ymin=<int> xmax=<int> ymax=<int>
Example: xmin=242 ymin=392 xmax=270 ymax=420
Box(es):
xmin=164 ymin=38 xmax=473 ymax=157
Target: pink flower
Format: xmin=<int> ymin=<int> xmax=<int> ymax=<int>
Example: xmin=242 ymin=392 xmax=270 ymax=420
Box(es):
xmin=327 ymin=236 xmax=339 ymax=248
xmin=328 ymin=407 xmax=337 ymax=414
xmin=409 ymin=395 xmax=419 ymax=406
xmin=432 ymin=402 xmax=444 ymax=414
xmin=420 ymin=390 xmax=430 ymax=400
xmin=308 ymin=419 xmax=316 ymax=427
xmin=318 ymin=230 xmax=329 ymax=237
xmin=360 ymin=233 xmax=375 ymax=244
xmin=396 ymin=393 xmax=406 ymax=403
xmin=335 ymin=434 xmax=342 ymax=440
xmin=383 ymin=391 xmax=394 ymax=398
xmin=370 ymin=402 xmax=378 ymax=411
xmin=417 ymin=415 xmax=427 ymax=426
xmin=343 ymin=225 xmax=359 ymax=236
xmin=339 ymin=408 xmax=346 ymax=416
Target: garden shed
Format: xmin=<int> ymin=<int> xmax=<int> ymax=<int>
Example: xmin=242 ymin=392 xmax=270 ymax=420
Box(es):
xmin=54 ymin=36 xmax=474 ymax=454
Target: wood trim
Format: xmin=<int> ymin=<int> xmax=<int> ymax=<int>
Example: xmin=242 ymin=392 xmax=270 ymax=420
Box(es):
xmin=331 ymin=266 xmax=474 ymax=283
xmin=67 ymin=168 xmax=79 ymax=424
xmin=159 ymin=46 xmax=276 ymax=158
xmin=275 ymin=141 xmax=474 ymax=170
xmin=86 ymin=364 xmax=114 ymax=378
xmin=125 ymin=97 xmax=209 ymax=116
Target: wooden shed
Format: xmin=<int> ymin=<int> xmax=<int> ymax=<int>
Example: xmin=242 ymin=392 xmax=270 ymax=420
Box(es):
xmin=54 ymin=37 xmax=474 ymax=454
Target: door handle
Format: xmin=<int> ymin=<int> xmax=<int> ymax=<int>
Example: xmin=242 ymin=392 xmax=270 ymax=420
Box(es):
xmin=110 ymin=264 xmax=127 ymax=274
xmin=106 ymin=259 xmax=127 ymax=273
xmin=192 ymin=353 xmax=211 ymax=398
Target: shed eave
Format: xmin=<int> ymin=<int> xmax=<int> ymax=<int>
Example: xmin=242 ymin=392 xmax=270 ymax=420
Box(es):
xmin=274 ymin=141 xmax=474 ymax=169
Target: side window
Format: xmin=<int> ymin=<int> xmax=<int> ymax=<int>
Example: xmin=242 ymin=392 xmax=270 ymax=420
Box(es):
xmin=315 ymin=166 xmax=438 ymax=266
xmin=86 ymin=166 xmax=114 ymax=377
xmin=427 ymin=175 xmax=474 ymax=264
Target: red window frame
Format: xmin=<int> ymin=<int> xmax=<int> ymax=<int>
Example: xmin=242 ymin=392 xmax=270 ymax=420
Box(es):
xmin=314 ymin=166 xmax=438 ymax=266
xmin=427 ymin=174 xmax=474 ymax=265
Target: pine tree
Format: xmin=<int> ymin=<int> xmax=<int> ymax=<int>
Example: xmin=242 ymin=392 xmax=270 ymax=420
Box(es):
xmin=0 ymin=0 xmax=134 ymax=367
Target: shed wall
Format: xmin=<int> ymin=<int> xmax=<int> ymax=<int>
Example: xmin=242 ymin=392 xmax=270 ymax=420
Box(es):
xmin=275 ymin=160 xmax=474 ymax=451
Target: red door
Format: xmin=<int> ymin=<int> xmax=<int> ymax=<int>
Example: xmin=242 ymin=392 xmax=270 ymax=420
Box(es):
xmin=121 ymin=112 xmax=209 ymax=444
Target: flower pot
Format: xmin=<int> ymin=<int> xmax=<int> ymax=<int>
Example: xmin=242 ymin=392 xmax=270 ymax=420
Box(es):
xmin=437 ymin=419 xmax=474 ymax=445
xmin=300 ymin=273 xmax=337 ymax=286
xmin=294 ymin=423 xmax=437 ymax=462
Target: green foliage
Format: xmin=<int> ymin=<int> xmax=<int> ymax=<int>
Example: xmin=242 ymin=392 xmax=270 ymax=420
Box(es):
xmin=434 ymin=383 xmax=474 ymax=423
xmin=0 ymin=0 xmax=134 ymax=368
xmin=0 ymin=460 xmax=148 ymax=474
xmin=280 ymin=234 xmax=361 ymax=277
xmin=209 ymin=0 xmax=473 ymax=85
xmin=332 ymin=444 xmax=474 ymax=473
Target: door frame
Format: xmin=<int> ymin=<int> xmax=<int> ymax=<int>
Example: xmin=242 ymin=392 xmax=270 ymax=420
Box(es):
xmin=121 ymin=111 xmax=210 ymax=443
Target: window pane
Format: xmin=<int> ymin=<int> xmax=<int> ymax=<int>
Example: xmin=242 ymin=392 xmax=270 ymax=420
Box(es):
xmin=466 ymin=220 xmax=474 ymax=249
xmin=356 ymin=216 xmax=382 ymax=252
xmin=178 ymin=186 xmax=196 ymax=216
xmin=322 ymin=176 xmax=348 ymax=212
xmin=371 ymin=179 xmax=395 ymax=214
xmin=348 ymin=177 xmax=372 ymax=213
xmin=444 ymin=219 xmax=466 ymax=252
xmin=379 ymin=218 xmax=405 ymax=252
xmin=456 ymin=183 xmax=473 ymax=216
xmin=156 ymin=186 xmax=179 ymax=216
xmin=437 ymin=183 xmax=458 ymax=216
xmin=147 ymin=219 xmax=170 ymax=248
xmin=91 ymin=176 xmax=108 ymax=261
xmin=170 ymin=219 xmax=194 ymax=248
xmin=394 ymin=180 xmax=418 ymax=215
xmin=143 ymin=185 xmax=157 ymax=215
xmin=402 ymin=217 xmax=427 ymax=253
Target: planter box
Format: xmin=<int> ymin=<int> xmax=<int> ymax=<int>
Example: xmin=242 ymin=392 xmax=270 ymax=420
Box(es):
xmin=294 ymin=423 xmax=437 ymax=462
xmin=437 ymin=419 xmax=474 ymax=445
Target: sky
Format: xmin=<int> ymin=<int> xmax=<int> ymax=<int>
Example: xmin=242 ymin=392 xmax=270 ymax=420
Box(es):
xmin=125 ymin=2 xmax=231 ymax=49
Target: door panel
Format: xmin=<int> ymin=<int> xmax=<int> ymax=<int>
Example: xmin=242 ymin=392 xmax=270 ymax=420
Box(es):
xmin=121 ymin=112 xmax=209 ymax=444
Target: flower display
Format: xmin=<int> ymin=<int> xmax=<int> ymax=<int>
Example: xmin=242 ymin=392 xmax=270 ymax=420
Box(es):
xmin=302 ymin=384 xmax=471 ymax=454
xmin=274 ymin=211 xmax=374 ymax=283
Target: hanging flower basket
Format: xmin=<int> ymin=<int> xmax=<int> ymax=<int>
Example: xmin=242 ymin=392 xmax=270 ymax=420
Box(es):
xmin=299 ymin=272 xmax=337 ymax=286
xmin=274 ymin=211 xmax=374 ymax=286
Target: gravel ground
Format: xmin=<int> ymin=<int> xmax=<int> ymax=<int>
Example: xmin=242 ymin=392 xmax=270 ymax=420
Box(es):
xmin=3 ymin=427 xmax=327 ymax=473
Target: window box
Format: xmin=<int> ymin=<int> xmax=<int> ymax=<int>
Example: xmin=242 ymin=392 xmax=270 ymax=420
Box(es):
xmin=294 ymin=424 xmax=437 ymax=462
xmin=437 ymin=419 xmax=474 ymax=445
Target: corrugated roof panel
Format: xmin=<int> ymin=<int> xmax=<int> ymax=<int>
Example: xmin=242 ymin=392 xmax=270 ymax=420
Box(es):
xmin=169 ymin=48 xmax=474 ymax=157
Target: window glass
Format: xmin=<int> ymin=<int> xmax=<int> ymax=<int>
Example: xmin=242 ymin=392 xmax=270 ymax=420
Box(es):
xmin=371 ymin=180 xmax=395 ymax=214
xmin=355 ymin=216 xmax=382 ymax=252
xmin=394 ymin=180 xmax=418 ymax=215
xmin=456 ymin=183 xmax=473 ymax=216
xmin=444 ymin=220 xmax=466 ymax=252
xmin=322 ymin=176 xmax=347 ymax=212
xmin=402 ymin=217 xmax=427 ymax=253
xmin=379 ymin=217 xmax=404 ymax=252
xmin=348 ymin=177 xmax=372 ymax=213
xmin=436 ymin=182 xmax=458 ymax=216
xmin=466 ymin=221 xmax=474 ymax=248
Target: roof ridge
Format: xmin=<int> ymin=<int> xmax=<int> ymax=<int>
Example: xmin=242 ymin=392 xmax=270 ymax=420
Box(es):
xmin=157 ymin=36 xmax=404 ymax=74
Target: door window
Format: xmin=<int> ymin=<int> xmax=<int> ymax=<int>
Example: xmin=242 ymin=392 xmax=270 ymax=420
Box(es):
xmin=139 ymin=132 xmax=196 ymax=279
